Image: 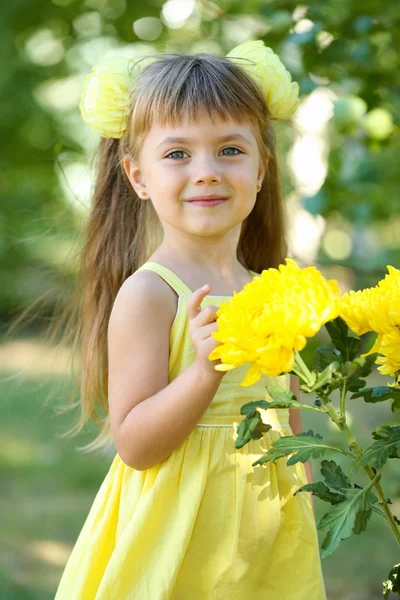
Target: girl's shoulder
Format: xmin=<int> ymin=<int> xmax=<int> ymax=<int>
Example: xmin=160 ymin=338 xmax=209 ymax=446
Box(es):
xmin=116 ymin=269 xmax=178 ymax=327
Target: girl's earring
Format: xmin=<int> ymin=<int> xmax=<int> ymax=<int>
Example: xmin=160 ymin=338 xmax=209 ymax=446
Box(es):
xmin=142 ymin=192 xmax=147 ymax=197
xmin=256 ymin=184 xmax=261 ymax=191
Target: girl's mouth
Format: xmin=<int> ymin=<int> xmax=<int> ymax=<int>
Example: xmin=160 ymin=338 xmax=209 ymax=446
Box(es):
xmin=187 ymin=197 xmax=228 ymax=207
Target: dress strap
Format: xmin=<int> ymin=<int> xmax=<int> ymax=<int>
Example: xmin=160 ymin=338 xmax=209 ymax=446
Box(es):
xmin=136 ymin=261 xmax=193 ymax=296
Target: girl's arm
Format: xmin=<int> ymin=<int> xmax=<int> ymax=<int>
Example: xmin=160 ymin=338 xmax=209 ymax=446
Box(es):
xmin=289 ymin=374 xmax=315 ymax=514
xmin=108 ymin=273 xmax=225 ymax=471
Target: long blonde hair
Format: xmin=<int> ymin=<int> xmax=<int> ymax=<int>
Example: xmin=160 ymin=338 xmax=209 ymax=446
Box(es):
xmin=12 ymin=51 xmax=289 ymax=454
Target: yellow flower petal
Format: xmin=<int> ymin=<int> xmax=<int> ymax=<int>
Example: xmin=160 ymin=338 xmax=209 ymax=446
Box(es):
xmin=208 ymin=257 xmax=341 ymax=384
xmin=240 ymin=363 xmax=263 ymax=387
xmin=80 ymin=55 xmax=156 ymax=138
xmin=226 ymin=40 xmax=300 ymax=120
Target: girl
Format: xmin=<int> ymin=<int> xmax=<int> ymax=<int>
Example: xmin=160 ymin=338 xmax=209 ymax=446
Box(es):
xmin=54 ymin=43 xmax=327 ymax=599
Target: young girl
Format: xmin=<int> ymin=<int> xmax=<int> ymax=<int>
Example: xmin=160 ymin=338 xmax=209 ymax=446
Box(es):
xmin=54 ymin=43 xmax=327 ymax=599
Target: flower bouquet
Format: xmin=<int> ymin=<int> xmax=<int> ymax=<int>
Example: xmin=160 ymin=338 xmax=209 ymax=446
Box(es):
xmin=208 ymin=259 xmax=400 ymax=598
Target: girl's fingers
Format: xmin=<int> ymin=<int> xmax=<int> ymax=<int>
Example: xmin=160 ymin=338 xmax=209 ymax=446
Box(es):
xmin=189 ymin=303 xmax=220 ymax=328
xmin=196 ymin=321 xmax=219 ymax=341
xmin=186 ymin=285 xmax=210 ymax=321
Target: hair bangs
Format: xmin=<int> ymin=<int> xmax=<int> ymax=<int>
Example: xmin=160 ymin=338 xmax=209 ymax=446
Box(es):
xmin=128 ymin=53 xmax=268 ymax=142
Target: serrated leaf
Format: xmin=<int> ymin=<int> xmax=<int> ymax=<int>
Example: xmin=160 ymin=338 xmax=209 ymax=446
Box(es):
xmin=252 ymin=446 xmax=289 ymax=466
xmin=351 ymin=386 xmax=400 ymax=410
xmin=349 ymin=428 xmax=400 ymax=475
xmin=353 ymin=486 xmax=378 ymax=535
xmin=325 ymin=317 xmax=360 ymax=362
xmin=372 ymin=425 xmax=397 ymax=441
xmin=392 ymin=396 xmax=400 ymax=413
xmin=352 ymin=353 xmax=379 ymax=378
xmin=320 ymin=459 xmax=352 ymax=492
xmin=265 ymin=385 xmax=303 ymax=408
xmin=235 ymin=408 xmax=272 ymax=449
xmin=347 ymin=376 xmax=367 ymax=393
xmin=347 ymin=354 xmax=380 ymax=392
xmin=318 ymin=484 xmax=378 ymax=557
xmin=317 ymin=346 xmax=342 ymax=369
xmin=252 ymin=430 xmax=326 ymax=467
xmin=293 ymin=481 xmax=346 ymax=505
xmin=240 ymin=400 xmax=270 ymax=417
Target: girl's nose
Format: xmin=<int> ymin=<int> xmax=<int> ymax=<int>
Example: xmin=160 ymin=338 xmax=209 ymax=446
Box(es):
xmin=192 ymin=157 xmax=222 ymax=185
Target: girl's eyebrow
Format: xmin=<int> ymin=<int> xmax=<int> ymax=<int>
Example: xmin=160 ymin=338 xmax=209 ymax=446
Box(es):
xmin=156 ymin=133 xmax=253 ymax=149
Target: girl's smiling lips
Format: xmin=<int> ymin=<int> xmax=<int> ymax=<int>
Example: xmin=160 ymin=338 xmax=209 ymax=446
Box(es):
xmin=186 ymin=195 xmax=229 ymax=203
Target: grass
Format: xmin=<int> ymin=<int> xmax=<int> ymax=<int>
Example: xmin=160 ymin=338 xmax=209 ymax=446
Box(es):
xmin=0 ymin=336 xmax=399 ymax=599
xmin=0 ymin=337 xmax=112 ymax=599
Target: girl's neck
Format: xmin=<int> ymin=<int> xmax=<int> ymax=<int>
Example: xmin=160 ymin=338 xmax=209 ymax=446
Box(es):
xmin=146 ymin=253 xmax=253 ymax=296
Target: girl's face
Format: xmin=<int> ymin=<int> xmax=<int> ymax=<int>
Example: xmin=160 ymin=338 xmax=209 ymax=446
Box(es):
xmin=123 ymin=113 xmax=266 ymax=239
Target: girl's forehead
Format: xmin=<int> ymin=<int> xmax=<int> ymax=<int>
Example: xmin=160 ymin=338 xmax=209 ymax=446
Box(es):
xmin=145 ymin=114 xmax=256 ymax=144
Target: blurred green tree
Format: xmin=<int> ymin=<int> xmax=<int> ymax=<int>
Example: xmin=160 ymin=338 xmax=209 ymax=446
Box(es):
xmin=1 ymin=0 xmax=399 ymax=322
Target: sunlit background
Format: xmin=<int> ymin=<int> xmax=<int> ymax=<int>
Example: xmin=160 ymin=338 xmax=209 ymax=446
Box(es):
xmin=1 ymin=0 xmax=399 ymax=598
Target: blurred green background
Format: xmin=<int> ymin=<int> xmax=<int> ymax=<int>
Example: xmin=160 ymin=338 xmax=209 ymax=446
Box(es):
xmin=1 ymin=0 xmax=399 ymax=598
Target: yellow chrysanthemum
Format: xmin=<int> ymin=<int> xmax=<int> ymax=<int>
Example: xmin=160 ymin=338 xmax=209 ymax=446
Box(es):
xmin=368 ymin=266 xmax=400 ymax=333
xmin=340 ymin=287 xmax=378 ymax=335
xmin=226 ymin=40 xmax=300 ymax=120
xmin=208 ymin=258 xmax=341 ymax=386
xmin=80 ymin=56 xmax=155 ymax=138
xmin=374 ymin=328 xmax=400 ymax=378
xmin=342 ymin=267 xmax=400 ymax=335
xmin=341 ymin=266 xmax=400 ymax=381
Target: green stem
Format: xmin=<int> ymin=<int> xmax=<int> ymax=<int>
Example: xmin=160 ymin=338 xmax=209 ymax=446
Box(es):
xmin=293 ymin=350 xmax=315 ymax=387
xmin=289 ymin=404 xmax=327 ymax=414
xmin=339 ymin=381 xmax=347 ymax=422
xmin=321 ymin=395 xmax=400 ymax=545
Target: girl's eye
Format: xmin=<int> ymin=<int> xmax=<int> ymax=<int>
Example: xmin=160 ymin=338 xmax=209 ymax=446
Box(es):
xmin=164 ymin=147 xmax=243 ymax=160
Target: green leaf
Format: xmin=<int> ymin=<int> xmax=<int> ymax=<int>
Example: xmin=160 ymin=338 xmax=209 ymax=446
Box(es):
xmin=236 ymin=388 xmax=310 ymax=450
xmin=320 ymin=459 xmax=352 ymax=493
xmin=293 ymin=481 xmax=346 ymax=505
xmin=252 ymin=430 xmax=326 ymax=467
xmin=252 ymin=446 xmax=290 ymax=466
xmin=317 ymin=346 xmax=341 ymax=369
xmin=325 ymin=317 xmax=360 ymax=362
xmin=347 ymin=353 xmax=379 ymax=392
xmin=352 ymin=353 xmax=379 ymax=378
xmin=317 ymin=484 xmax=378 ymax=557
xmin=392 ymin=395 xmax=400 ymax=413
xmin=372 ymin=425 xmax=397 ymax=440
xmin=351 ymin=386 xmax=400 ymax=413
xmin=352 ymin=485 xmax=377 ymax=535
xmin=235 ymin=408 xmax=272 ymax=449
xmin=349 ymin=427 xmax=400 ymax=475
xmin=294 ymin=460 xmax=355 ymax=506
xmin=264 ymin=385 xmax=302 ymax=408
xmin=347 ymin=375 xmax=367 ymax=393
xmin=239 ymin=400 xmax=270 ymax=417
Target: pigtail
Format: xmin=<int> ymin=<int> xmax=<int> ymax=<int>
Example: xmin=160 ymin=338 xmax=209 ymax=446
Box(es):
xmin=238 ymin=127 xmax=287 ymax=273
xmin=53 ymin=137 xmax=161 ymax=453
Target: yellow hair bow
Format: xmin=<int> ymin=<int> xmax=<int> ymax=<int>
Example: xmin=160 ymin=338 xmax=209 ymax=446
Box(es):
xmin=80 ymin=40 xmax=300 ymax=139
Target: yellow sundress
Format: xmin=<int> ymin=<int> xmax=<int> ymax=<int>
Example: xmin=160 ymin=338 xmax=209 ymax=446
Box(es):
xmin=54 ymin=261 xmax=327 ymax=600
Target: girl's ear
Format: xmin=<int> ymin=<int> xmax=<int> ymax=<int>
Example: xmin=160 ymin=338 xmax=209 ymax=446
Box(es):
xmin=257 ymin=150 xmax=269 ymax=186
xmin=122 ymin=155 xmax=149 ymax=200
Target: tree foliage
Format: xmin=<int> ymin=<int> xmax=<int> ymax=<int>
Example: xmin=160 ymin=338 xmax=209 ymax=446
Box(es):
xmin=1 ymin=0 xmax=399 ymax=319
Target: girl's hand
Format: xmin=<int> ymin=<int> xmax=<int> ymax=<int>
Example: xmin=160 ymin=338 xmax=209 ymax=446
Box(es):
xmin=187 ymin=284 xmax=227 ymax=378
